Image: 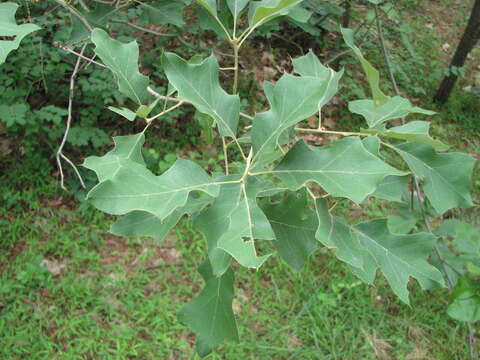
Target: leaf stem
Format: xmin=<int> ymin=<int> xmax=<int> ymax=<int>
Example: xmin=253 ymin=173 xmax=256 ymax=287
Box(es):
xmin=146 ymin=101 xmax=184 ymax=122
xmin=232 ymin=41 xmax=239 ymax=94
xmin=222 ymin=137 xmax=229 ymax=175
xmin=53 ymin=0 xmax=93 ymax=32
xmin=294 ymin=127 xmax=370 ymax=137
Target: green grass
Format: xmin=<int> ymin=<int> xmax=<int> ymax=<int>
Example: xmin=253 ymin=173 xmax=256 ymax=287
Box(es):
xmin=0 ymin=159 xmax=474 ymax=360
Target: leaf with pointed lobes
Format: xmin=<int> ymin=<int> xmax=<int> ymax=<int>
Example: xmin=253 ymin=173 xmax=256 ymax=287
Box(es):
xmin=314 ymin=199 xmax=364 ymax=269
xmin=195 ymin=176 xmax=275 ymax=275
xmin=196 ymin=0 xmax=218 ymax=17
xmin=163 ymin=52 xmax=240 ymax=139
xmin=248 ymin=0 xmax=303 ymax=27
xmin=0 ymin=3 xmax=40 ymax=65
xmin=393 ymin=142 xmax=476 ymax=215
xmin=349 ymin=96 xmax=436 ymax=129
xmin=227 ymin=0 xmax=250 ymax=19
xmin=363 ymin=121 xmax=449 ymax=152
xmin=111 ymin=193 xmax=213 ymax=242
xmin=293 ymin=50 xmax=343 ymax=110
xmin=341 ymin=27 xmax=389 ymax=106
xmin=315 ymin=201 xmax=445 ymax=304
xmin=272 ymin=137 xmax=405 ymax=203
xmin=251 ymin=53 xmax=343 ymax=166
xmin=86 ymin=158 xmax=220 ymax=221
xmin=263 ymin=190 xmax=320 ymax=270
xmin=83 ymin=133 xmax=145 ymax=182
xmin=178 ymin=260 xmax=239 ymax=357
xmin=91 ymin=29 xmax=152 ymax=105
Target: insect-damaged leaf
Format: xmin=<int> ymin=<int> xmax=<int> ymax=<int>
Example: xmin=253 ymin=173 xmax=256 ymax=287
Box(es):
xmin=179 ymin=260 xmax=239 ymax=357
xmin=163 ymin=52 xmax=240 ymax=139
xmin=0 ymin=2 xmax=40 ymax=65
xmin=273 ymin=137 xmax=405 ymax=203
xmin=91 ymin=28 xmax=152 ymax=105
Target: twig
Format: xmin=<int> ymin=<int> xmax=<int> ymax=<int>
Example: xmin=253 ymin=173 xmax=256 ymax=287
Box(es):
xmin=53 ymin=0 xmax=93 ymax=32
xmin=147 ymin=87 xmax=254 ymax=121
xmin=295 ymin=127 xmax=369 ymax=137
xmin=222 ymin=137 xmax=229 ymax=175
xmin=54 ymin=43 xmax=108 ymax=69
xmin=56 ymin=44 xmax=87 ymax=191
xmin=110 ymin=19 xmax=176 ymax=37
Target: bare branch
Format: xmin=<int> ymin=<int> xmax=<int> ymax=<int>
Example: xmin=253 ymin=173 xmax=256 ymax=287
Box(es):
xmin=56 ymin=44 xmax=87 ymax=191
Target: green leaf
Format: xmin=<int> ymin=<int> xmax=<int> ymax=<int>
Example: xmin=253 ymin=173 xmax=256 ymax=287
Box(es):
xmin=352 ymin=219 xmax=445 ymax=304
xmin=163 ymin=52 xmax=240 ymax=139
xmin=0 ymin=2 xmax=40 ymax=65
xmin=195 ymin=176 xmax=275 ymax=274
xmin=227 ymin=0 xmax=250 ymax=19
xmin=196 ymin=0 xmax=218 ymax=17
xmin=111 ymin=193 xmax=213 ymax=242
xmin=86 ymin=158 xmax=220 ymax=221
xmin=314 ymin=198 xmax=364 ymax=269
xmin=83 ymin=133 xmax=145 ymax=182
xmin=371 ymin=175 xmax=410 ymax=203
xmin=292 ymin=50 xmax=342 ymax=110
xmin=108 ymin=106 xmax=136 ymax=121
xmin=349 ymin=96 xmax=435 ymax=128
xmin=178 ymin=260 xmax=239 ymax=357
xmin=292 ymin=49 xmax=331 ymax=80
xmin=340 ymin=27 xmax=389 ymax=106
xmin=393 ymin=142 xmax=476 ymax=215
xmin=195 ymin=111 xmax=215 ymax=144
xmin=91 ymin=28 xmax=152 ymax=105
xmin=273 ymin=138 xmax=405 ymax=203
xmin=387 ymin=214 xmax=417 ymax=234
xmin=363 ymin=121 xmax=449 ymax=152
xmin=447 ymin=276 xmax=480 ymax=323
xmin=140 ymin=0 xmax=185 ymax=27
xmin=252 ymin=57 xmax=343 ymax=166
xmin=248 ymin=0 xmax=303 ymax=27
xmin=69 ymin=3 xmax=112 ymax=44
xmin=263 ymin=190 xmax=320 ymax=270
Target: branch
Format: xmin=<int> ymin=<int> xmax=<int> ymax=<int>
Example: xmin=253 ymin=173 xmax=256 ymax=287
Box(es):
xmin=53 ymin=0 xmax=93 ymax=32
xmin=54 ymin=43 xmax=108 ymax=69
xmin=56 ymin=44 xmax=87 ymax=191
xmin=109 ymin=19 xmax=176 ymax=37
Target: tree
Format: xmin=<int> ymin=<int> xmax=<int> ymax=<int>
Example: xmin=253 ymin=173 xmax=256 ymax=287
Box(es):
xmin=433 ymin=0 xmax=480 ymax=104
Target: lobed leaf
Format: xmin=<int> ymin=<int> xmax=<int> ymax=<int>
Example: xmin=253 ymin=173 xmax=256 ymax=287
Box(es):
xmin=364 ymin=121 xmax=448 ymax=151
xmin=227 ymin=0 xmax=250 ymax=19
xmin=0 ymin=2 xmax=40 ymax=65
xmin=248 ymin=0 xmax=303 ymax=27
xmin=91 ymin=28 xmax=152 ymax=105
xmin=163 ymin=52 xmax=240 ymax=139
xmin=393 ymin=142 xmax=476 ymax=215
xmin=178 ymin=261 xmax=239 ymax=357
xmin=263 ymin=190 xmax=320 ymax=270
xmin=195 ymin=177 xmax=275 ymax=274
xmin=273 ymin=137 xmax=405 ymax=203
xmin=252 ymin=52 xmax=342 ymax=166
xmin=341 ymin=27 xmax=389 ymax=106
xmin=349 ymin=96 xmax=435 ymax=128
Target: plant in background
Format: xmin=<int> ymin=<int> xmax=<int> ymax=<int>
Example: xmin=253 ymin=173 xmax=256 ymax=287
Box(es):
xmin=1 ymin=0 xmax=478 ymax=357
